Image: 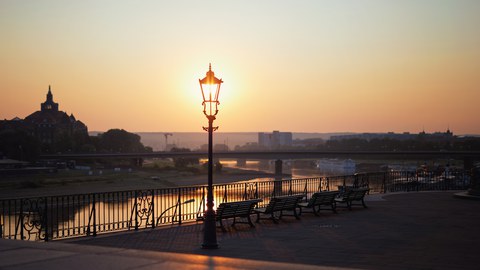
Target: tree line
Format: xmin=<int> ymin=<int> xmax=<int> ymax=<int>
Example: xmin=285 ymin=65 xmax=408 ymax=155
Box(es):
xmin=0 ymin=128 xmax=152 ymax=161
xmin=234 ymin=136 xmax=480 ymax=152
xmin=319 ymin=137 xmax=480 ymax=151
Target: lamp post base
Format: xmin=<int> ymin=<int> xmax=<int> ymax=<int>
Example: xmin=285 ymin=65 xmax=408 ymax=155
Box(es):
xmin=201 ymin=208 xmax=218 ymax=249
xmin=201 ymin=243 xmax=219 ymax=249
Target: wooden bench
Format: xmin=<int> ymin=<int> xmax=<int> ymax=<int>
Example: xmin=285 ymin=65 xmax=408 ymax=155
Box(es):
xmin=334 ymin=187 xmax=369 ymax=210
xmin=254 ymin=195 xmax=304 ymax=223
xmin=215 ymin=199 xmax=262 ymax=232
xmin=298 ymin=191 xmax=339 ymax=216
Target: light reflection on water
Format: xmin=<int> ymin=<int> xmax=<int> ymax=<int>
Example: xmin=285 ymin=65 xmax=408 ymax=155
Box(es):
xmin=221 ymin=159 xmax=357 ymax=181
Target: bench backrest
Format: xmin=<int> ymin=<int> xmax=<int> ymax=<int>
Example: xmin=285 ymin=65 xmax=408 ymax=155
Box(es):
xmin=264 ymin=195 xmax=303 ymax=213
xmin=217 ymin=199 xmax=260 ymax=218
xmin=307 ymin=191 xmax=339 ymax=207
xmin=340 ymin=188 xmax=369 ymax=200
xmin=352 ymin=188 xmax=369 ymax=199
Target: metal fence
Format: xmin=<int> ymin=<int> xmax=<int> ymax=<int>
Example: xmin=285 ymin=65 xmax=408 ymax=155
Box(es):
xmin=0 ymin=170 xmax=470 ymax=242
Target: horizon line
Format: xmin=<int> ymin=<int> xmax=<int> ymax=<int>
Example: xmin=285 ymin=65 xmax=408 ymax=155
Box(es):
xmin=87 ymin=130 xmax=480 ymax=136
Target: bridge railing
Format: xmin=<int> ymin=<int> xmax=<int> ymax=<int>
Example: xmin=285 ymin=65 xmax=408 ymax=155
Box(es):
xmin=0 ymin=170 xmax=470 ymax=242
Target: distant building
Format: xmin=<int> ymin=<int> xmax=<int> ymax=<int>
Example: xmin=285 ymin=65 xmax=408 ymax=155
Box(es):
xmin=330 ymin=130 xmax=454 ymax=142
xmin=0 ymin=116 xmax=32 ymax=136
xmin=258 ymin=131 xmax=293 ymax=149
xmin=419 ymin=129 xmax=454 ymax=141
xmin=1 ymin=85 xmax=88 ymax=150
xmin=330 ymin=132 xmax=415 ymax=141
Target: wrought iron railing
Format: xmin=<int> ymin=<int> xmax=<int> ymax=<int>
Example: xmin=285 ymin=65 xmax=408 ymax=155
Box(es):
xmin=0 ymin=170 xmax=470 ymax=241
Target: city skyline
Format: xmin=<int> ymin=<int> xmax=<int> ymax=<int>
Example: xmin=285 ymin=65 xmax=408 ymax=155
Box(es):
xmin=1 ymin=1 xmax=479 ymax=134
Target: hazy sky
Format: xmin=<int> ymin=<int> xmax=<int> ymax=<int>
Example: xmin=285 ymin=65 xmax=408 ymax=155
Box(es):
xmin=1 ymin=0 xmax=479 ymax=134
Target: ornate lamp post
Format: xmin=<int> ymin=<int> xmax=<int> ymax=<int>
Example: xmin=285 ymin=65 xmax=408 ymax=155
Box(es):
xmin=199 ymin=63 xmax=223 ymax=249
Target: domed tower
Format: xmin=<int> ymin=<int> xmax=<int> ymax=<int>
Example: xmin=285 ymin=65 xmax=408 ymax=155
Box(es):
xmin=41 ymin=85 xmax=59 ymax=112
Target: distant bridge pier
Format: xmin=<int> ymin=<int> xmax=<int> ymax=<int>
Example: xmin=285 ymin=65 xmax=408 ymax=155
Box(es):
xmin=274 ymin=159 xmax=283 ymax=195
xmin=236 ymin=159 xmax=247 ymax=167
xmin=132 ymin=158 xmax=143 ymax=168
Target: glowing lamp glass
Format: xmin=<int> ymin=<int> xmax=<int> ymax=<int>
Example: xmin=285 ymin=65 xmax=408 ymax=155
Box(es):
xmin=199 ymin=64 xmax=223 ymax=118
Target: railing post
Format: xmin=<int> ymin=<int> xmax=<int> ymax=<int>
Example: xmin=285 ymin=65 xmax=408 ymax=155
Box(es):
xmin=20 ymin=199 xmax=24 ymax=240
xmin=134 ymin=191 xmax=138 ymax=231
xmin=304 ymin=180 xmax=308 ymax=197
xmin=383 ymin=172 xmax=387 ymax=193
xmin=92 ymin=194 xmax=97 ymax=237
xmin=151 ymin=189 xmax=155 ymax=229
xmin=353 ymin=173 xmax=359 ymax=188
xmin=223 ymin=186 xmax=227 ymax=203
xmin=243 ymin=183 xmax=247 ymax=200
xmin=178 ymin=191 xmax=182 ymax=225
xmin=407 ymin=171 xmax=411 ymax=192
xmin=44 ymin=197 xmax=48 ymax=241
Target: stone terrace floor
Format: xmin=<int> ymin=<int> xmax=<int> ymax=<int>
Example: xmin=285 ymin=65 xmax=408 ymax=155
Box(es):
xmin=1 ymin=191 xmax=480 ymax=269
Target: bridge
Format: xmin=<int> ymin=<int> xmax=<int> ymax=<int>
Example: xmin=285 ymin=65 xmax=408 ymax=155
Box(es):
xmin=40 ymin=151 xmax=480 ymax=170
xmin=40 ymin=150 xmax=480 ymax=159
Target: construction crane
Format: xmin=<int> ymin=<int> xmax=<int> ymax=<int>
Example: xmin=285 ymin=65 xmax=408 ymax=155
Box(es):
xmin=164 ymin=133 xmax=173 ymax=151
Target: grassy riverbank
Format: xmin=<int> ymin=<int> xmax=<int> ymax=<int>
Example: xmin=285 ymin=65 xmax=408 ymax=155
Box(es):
xmin=0 ymin=166 xmax=275 ymax=199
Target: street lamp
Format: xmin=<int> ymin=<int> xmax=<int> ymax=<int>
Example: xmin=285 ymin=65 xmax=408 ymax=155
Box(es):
xmin=200 ymin=63 xmax=223 ymax=249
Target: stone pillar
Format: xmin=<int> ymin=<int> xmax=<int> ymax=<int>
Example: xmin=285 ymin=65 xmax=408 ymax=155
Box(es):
xmin=454 ymin=162 xmax=480 ymax=200
xmin=275 ymin=160 xmax=283 ymax=180
xmin=464 ymin=157 xmax=474 ymax=172
xmin=468 ymin=164 xmax=480 ymax=196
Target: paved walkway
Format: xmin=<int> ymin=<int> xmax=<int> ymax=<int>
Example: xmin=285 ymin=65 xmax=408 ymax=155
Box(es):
xmin=1 ymin=191 xmax=479 ymax=269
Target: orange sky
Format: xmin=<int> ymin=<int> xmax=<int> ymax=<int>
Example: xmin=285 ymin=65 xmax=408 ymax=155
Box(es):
xmin=1 ymin=1 xmax=479 ymax=134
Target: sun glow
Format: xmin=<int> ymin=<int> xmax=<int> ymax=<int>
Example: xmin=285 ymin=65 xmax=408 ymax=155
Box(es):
xmin=1 ymin=2 xmax=479 ymax=133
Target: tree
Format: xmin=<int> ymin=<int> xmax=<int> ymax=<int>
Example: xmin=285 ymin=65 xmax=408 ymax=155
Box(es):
xmin=0 ymin=130 xmax=40 ymax=161
xmin=170 ymin=147 xmax=199 ymax=168
xmin=96 ymin=129 xmax=150 ymax=153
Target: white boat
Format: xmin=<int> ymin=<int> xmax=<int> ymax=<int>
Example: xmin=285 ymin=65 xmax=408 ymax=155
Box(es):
xmin=315 ymin=159 xmax=356 ymax=174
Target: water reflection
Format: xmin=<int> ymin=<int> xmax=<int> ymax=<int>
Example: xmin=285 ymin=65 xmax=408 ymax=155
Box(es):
xmin=222 ymin=158 xmax=358 ymax=179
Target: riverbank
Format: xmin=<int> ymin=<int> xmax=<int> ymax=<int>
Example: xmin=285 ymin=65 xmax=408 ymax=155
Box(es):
xmin=0 ymin=167 xmax=279 ymax=199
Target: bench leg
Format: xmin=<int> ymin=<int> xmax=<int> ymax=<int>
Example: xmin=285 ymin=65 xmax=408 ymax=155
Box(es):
xmin=361 ymin=199 xmax=368 ymax=208
xmin=272 ymin=213 xmax=279 ymax=224
xmin=279 ymin=209 xmax=301 ymax=220
xmin=256 ymin=212 xmax=279 ymax=224
xmin=312 ymin=206 xmax=320 ymax=216
xmin=293 ymin=208 xmax=300 ymax=220
xmin=218 ymin=219 xmax=227 ymax=232
xmin=332 ymin=203 xmax=338 ymax=214
xmin=247 ymin=214 xmax=255 ymax=228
